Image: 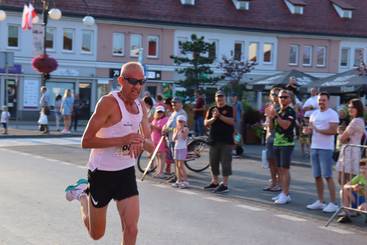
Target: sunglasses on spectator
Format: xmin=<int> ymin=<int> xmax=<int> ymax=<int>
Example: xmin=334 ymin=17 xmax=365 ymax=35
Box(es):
xmin=279 ymin=96 xmax=289 ymax=99
xmin=122 ymin=76 xmax=146 ymax=85
xmin=271 ymin=93 xmax=278 ymax=97
xmin=178 ymin=120 xmax=185 ymax=123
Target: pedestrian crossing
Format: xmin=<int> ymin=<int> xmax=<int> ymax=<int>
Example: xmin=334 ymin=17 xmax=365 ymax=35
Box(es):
xmin=0 ymin=137 xmax=82 ymax=147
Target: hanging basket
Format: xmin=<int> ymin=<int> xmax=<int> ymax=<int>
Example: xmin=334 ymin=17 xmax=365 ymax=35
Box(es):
xmin=32 ymin=54 xmax=58 ymax=74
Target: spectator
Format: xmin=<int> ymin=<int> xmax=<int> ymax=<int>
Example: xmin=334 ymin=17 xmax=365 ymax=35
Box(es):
xmin=266 ymin=89 xmax=296 ymax=204
xmin=263 ymin=87 xmax=281 ymax=192
xmin=171 ymin=115 xmax=190 ymax=189
xmin=204 ymin=90 xmax=235 ymax=193
xmin=305 ymin=92 xmax=339 ymax=213
xmin=163 ymin=97 xmax=188 ymax=183
xmin=143 ymin=96 xmax=154 ymax=123
xmin=1 ymin=106 xmax=10 ymax=135
xmin=337 ymin=162 xmax=367 ymax=223
xmin=302 ymin=88 xmax=319 ymax=118
xmin=144 ymin=91 xmax=156 ymax=105
xmin=164 ymin=97 xmax=173 ymax=117
xmin=299 ymin=117 xmax=311 ymax=157
xmin=61 ymin=89 xmax=74 ymax=134
xmin=54 ymin=94 xmax=62 ymax=131
xmin=336 ymin=99 xmax=366 ymax=186
xmin=285 ymin=76 xmax=301 ymax=105
xmin=39 ymin=86 xmax=50 ymax=133
xmin=232 ymin=93 xmax=243 ymax=135
xmin=156 ymin=94 xmax=165 ymax=107
xmin=151 ymin=106 xmax=169 ymax=178
xmin=193 ymin=90 xmax=206 ymax=136
xmin=71 ymin=94 xmax=83 ymax=132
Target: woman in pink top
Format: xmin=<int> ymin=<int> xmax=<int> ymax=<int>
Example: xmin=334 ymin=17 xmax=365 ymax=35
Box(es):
xmin=151 ymin=105 xmax=168 ymax=177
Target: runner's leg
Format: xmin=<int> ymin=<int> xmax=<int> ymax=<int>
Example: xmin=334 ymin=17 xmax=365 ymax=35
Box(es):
xmin=116 ymin=195 xmax=140 ymax=245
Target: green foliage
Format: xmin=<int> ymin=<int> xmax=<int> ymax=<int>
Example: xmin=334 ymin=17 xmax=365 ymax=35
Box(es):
xmin=170 ymin=34 xmax=222 ymax=95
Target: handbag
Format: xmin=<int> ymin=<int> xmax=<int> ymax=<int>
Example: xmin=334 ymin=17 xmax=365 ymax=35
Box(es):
xmin=38 ymin=113 xmax=48 ymax=125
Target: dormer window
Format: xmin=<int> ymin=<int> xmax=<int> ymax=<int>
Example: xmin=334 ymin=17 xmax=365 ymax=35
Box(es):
xmin=232 ymin=0 xmax=251 ymax=10
xmin=180 ymin=0 xmax=195 ymax=5
xmin=283 ymin=0 xmax=306 ymax=15
xmin=329 ymin=0 xmax=354 ymax=19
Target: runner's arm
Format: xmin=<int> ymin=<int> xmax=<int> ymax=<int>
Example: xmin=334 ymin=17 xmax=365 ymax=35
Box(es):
xmin=81 ymin=96 xmax=144 ymax=149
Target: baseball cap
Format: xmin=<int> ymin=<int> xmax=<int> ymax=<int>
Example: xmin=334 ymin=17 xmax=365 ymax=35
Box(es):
xmin=215 ymin=90 xmax=225 ymax=97
xmin=176 ymin=115 xmax=187 ymax=122
xmin=172 ymin=97 xmax=181 ymax=103
xmin=156 ymin=105 xmax=165 ymax=112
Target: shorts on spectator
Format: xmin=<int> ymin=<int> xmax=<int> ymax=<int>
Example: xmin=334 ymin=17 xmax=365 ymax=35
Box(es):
xmin=174 ymin=148 xmax=187 ymax=161
xmin=351 ymin=192 xmax=366 ymax=209
xmin=311 ymin=149 xmax=334 ymax=178
xmin=274 ymin=146 xmax=294 ymax=169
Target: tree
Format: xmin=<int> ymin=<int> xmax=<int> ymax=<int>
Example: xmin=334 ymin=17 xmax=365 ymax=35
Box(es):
xmin=170 ymin=34 xmax=221 ymax=94
xmin=218 ymin=55 xmax=257 ymax=95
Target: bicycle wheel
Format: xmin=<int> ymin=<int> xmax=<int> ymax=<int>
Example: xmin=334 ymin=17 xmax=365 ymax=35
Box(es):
xmin=185 ymin=139 xmax=210 ymax=172
xmin=137 ymin=151 xmax=157 ymax=174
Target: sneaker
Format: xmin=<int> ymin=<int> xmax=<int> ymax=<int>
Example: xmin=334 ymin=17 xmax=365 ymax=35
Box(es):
xmin=337 ymin=215 xmax=352 ymax=223
xmin=274 ymin=193 xmax=291 ymax=204
xmin=322 ymin=202 xmax=339 ymax=213
xmin=167 ymin=175 xmax=177 ymax=183
xmin=306 ymin=200 xmax=326 ymax=210
xmin=204 ymin=182 xmax=219 ymax=190
xmin=171 ymin=181 xmax=181 ymax=188
xmin=272 ymin=193 xmax=281 ymax=201
xmin=65 ymin=178 xmax=88 ymax=201
xmin=179 ymin=181 xmax=190 ymax=189
xmin=213 ymin=183 xmax=229 ymax=193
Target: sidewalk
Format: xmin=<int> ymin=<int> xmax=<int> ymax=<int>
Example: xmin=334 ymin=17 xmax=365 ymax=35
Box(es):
xmin=0 ymin=120 xmax=85 ymax=138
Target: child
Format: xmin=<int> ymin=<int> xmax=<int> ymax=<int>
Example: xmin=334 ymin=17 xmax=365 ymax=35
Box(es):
xmin=1 ymin=106 xmax=10 ymax=134
xmin=337 ymin=161 xmax=367 ymax=223
xmin=38 ymin=107 xmax=49 ymax=134
xmin=151 ymin=106 xmax=168 ymax=178
xmin=299 ymin=117 xmax=310 ymax=157
xmin=171 ymin=115 xmax=189 ymax=189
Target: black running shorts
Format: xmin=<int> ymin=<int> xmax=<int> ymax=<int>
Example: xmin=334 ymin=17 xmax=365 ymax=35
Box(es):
xmin=87 ymin=166 xmax=139 ymax=208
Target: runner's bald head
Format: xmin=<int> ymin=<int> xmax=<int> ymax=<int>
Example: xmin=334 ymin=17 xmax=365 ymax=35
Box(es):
xmin=120 ymin=62 xmax=144 ymax=78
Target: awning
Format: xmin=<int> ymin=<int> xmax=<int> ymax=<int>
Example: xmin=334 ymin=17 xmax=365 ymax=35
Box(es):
xmin=246 ymin=69 xmax=318 ymax=92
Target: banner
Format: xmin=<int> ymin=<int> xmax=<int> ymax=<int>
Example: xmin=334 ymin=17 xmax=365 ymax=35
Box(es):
xmin=32 ymin=24 xmax=44 ymax=55
xmin=23 ymin=79 xmax=40 ymax=108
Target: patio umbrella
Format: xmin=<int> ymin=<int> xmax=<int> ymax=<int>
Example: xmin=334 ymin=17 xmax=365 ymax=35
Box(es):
xmin=306 ymin=69 xmax=367 ymax=95
xmin=246 ymin=69 xmax=318 ymax=92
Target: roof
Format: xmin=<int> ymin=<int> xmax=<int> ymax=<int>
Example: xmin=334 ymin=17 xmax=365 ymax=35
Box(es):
xmin=329 ymin=0 xmax=355 ymax=10
xmin=2 ymin=0 xmax=367 ymax=37
xmin=287 ymin=0 xmax=307 ymax=6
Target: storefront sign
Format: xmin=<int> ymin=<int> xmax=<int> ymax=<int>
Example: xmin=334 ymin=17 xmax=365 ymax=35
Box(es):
xmin=0 ymin=64 xmax=22 ymax=74
xmin=146 ymin=71 xmax=161 ymax=80
xmin=109 ymin=68 xmax=120 ymax=78
xmin=23 ymin=80 xmax=40 ymax=108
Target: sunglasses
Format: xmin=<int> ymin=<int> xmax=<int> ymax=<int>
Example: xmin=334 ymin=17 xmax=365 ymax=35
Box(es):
xmin=271 ymin=93 xmax=278 ymax=97
xmin=178 ymin=120 xmax=185 ymax=123
xmin=157 ymin=111 xmax=164 ymax=113
xmin=279 ymin=96 xmax=289 ymax=99
xmin=122 ymin=76 xmax=146 ymax=85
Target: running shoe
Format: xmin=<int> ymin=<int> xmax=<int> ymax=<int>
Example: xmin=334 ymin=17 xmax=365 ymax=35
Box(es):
xmin=65 ymin=178 xmax=88 ymax=201
xmin=213 ymin=183 xmax=229 ymax=193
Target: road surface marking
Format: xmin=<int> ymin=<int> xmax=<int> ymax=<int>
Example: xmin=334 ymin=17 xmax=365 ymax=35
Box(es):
xmin=153 ymin=184 xmax=170 ymax=189
xmin=236 ymin=204 xmax=265 ymax=212
xmin=320 ymin=226 xmax=354 ymax=235
xmin=177 ymin=190 xmax=198 ymax=195
xmin=275 ymin=214 xmax=307 ymax=222
xmin=204 ymin=196 xmax=229 ymax=203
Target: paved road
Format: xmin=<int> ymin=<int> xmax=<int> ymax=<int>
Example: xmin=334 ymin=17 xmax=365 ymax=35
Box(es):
xmin=0 ymin=138 xmax=366 ymax=245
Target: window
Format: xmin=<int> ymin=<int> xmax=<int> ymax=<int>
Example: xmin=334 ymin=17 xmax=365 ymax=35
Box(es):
xmin=177 ymin=37 xmax=188 ymax=55
xmin=147 ymin=36 xmax=159 ymax=58
xmin=263 ymin=43 xmax=273 ymax=63
xmin=234 ymin=41 xmax=244 ymax=61
xmin=112 ymin=33 xmax=124 ymax=56
xmin=130 ymin=34 xmax=142 ymax=57
xmin=45 ymin=27 xmax=55 ymax=50
xmin=303 ymin=46 xmax=312 ymax=66
xmin=288 ymin=45 xmax=299 ymax=65
xmin=316 ymin=46 xmax=327 ymax=67
xmin=340 ymin=48 xmax=350 ymax=67
xmin=248 ymin=42 xmax=258 ymax=62
xmin=8 ymin=25 xmax=19 ymax=48
xmin=208 ymin=39 xmax=219 ymax=60
xmin=63 ymin=29 xmax=74 ymax=51
xmin=354 ymin=48 xmax=364 ymax=67
xmin=81 ymin=30 xmax=93 ymax=53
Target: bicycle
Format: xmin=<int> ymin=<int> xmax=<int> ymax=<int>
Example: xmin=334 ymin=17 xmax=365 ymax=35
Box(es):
xmin=137 ymin=134 xmax=210 ymax=174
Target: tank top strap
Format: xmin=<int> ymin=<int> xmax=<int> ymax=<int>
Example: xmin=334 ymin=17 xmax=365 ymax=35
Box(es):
xmin=111 ymin=92 xmax=129 ymax=120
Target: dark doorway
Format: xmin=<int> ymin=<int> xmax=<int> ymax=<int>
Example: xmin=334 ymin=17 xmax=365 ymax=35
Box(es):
xmin=78 ymin=83 xmax=91 ymax=120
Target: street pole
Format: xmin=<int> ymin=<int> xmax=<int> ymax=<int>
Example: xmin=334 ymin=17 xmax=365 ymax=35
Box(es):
xmin=41 ymin=0 xmax=48 ymax=87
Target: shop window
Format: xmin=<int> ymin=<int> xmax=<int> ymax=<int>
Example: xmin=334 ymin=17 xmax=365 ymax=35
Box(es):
xmin=112 ymin=32 xmax=124 ymax=56
xmin=248 ymin=42 xmax=258 ymax=62
xmin=316 ymin=46 xmax=327 ymax=67
xmin=46 ymin=27 xmax=55 ymax=51
xmin=147 ymin=36 xmax=159 ymax=58
xmin=340 ymin=48 xmax=350 ymax=67
xmin=303 ymin=46 xmax=312 ymax=66
xmin=8 ymin=25 xmax=19 ymax=48
xmin=263 ymin=43 xmax=273 ymax=64
xmin=234 ymin=41 xmax=244 ymax=61
xmin=353 ymin=48 xmax=364 ymax=67
xmin=288 ymin=45 xmax=299 ymax=65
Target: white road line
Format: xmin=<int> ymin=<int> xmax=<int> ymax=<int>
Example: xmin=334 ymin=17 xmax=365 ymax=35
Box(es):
xmin=153 ymin=184 xmax=170 ymax=189
xmin=204 ymin=196 xmax=229 ymax=203
xmin=320 ymin=226 xmax=354 ymax=235
xmin=275 ymin=214 xmax=307 ymax=222
xmin=236 ymin=204 xmax=265 ymax=212
xmin=177 ymin=190 xmax=198 ymax=195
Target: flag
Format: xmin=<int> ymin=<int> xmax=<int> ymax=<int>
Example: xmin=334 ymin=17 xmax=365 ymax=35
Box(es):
xmin=22 ymin=3 xmax=37 ymax=30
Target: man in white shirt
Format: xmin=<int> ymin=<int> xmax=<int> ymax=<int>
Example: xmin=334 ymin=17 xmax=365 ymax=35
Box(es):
xmin=305 ymin=92 xmax=339 ymax=213
xmin=302 ymin=88 xmax=318 ymax=118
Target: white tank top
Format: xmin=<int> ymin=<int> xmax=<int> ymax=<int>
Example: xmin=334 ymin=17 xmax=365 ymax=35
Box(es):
xmin=87 ymin=91 xmax=143 ymax=171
